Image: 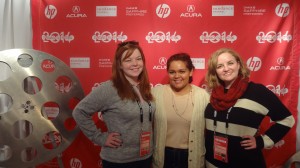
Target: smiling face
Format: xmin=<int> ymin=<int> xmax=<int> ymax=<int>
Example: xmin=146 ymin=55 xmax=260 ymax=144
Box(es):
xmin=216 ymin=52 xmax=240 ymax=89
xmin=120 ymin=49 xmax=144 ymax=85
xmin=168 ymin=60 xmax=193 ymax=92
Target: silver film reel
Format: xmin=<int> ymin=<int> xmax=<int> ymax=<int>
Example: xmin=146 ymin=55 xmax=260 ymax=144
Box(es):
xmin=0 ymin=49 xmax=84 ymax=167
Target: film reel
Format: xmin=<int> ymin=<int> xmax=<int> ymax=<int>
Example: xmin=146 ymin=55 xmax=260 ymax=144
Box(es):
xmin=0 ymin=49 xmax=84 ymax=167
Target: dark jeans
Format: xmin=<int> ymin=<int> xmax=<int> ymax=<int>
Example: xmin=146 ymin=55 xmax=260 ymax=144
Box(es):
xmin=102 ymin=156 xmax=152 ymax=168
xmin=164 ymin=147 xmax=188 ymax=168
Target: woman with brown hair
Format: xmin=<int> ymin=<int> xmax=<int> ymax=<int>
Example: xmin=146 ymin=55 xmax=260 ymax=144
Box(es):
xmin=73 ymin=41 xmax=155 ymax=168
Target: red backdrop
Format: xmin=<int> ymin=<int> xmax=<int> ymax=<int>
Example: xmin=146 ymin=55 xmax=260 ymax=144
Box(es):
xmin=31 ymin=0 xmax=299 ymax=167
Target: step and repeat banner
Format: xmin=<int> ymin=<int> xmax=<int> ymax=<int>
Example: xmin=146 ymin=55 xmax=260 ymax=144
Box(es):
xmin=31 ymin=0 xmax=299 ymax=167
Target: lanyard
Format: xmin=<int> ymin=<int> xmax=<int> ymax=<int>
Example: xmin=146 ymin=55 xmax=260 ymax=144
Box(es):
xmin=136 ymin=100 xmax=152 ymax=123
xmin=213 ymin=107 xmax=232 ymax=134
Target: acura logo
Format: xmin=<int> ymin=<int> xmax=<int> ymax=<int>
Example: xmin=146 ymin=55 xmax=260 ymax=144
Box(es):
xmin=72 ymin=6 xmax=80 ymax=13
xmin=187 ymin=5 xmax=195 ymax=12
xmin=159 ymin=57 xmax=167 ymax=65
xmin=277 ymin=57 xmax=284 ymax=65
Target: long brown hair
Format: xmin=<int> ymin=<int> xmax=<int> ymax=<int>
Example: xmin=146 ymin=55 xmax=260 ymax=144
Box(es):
xmin=111 ymin=41 xmax=153 ymax=101
xmin=206 ymin=48 xmax=250 ymax=89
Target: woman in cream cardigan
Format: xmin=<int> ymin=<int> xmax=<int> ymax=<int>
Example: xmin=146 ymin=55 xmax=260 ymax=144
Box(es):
xmin=152 ymin=53 xmax=209 ymax=168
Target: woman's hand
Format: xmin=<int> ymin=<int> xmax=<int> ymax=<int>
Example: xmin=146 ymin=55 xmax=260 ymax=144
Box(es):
xmin=240 ymin=135 xmax=257 ymax=150
xmin=105 ymin=132 xmax=122 ymax=148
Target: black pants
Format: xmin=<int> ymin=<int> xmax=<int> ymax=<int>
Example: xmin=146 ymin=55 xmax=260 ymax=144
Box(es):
xmin=102 ymin=156 xmax=152 ymax=168
xmin=164 ymin=147 xmax=188 ymax=168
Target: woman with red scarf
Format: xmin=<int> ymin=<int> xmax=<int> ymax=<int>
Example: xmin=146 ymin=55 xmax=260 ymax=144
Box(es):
xmin=204 ymin=48 xmax=295 ymax=168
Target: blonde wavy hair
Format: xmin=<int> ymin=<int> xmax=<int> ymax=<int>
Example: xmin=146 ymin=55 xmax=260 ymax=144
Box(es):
xmin=205 ymin=48 xmax=250 ymax=89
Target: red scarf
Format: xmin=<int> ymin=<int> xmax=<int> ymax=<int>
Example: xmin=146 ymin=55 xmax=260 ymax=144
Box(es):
xmin=210 ymin=76 xmax=249 ymax=111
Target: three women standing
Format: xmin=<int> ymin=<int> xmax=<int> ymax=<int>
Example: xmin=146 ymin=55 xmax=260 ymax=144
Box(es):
xmin=73 ymin=43 xmax=294 ymax=168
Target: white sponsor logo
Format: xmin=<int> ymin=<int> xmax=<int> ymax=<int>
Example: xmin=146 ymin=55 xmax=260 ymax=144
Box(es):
xmin=159 ymin=57 xmax=167 ymax=65
xmin=277 ymin=57 xmax=284 ymax=65
xmin=92 ymin=31 xmax=127 ymax=43
xmin=41 ymin=59 xmax=55 ymax=72
xmin=156 ymin=4 xmax=171 ymax=18
xmin=180 ymin=5 xmax=202 ymax=18
xmin=70 ymin=57 xmax=90 ymax=68
xmin=146 ymin=31 xmax=181 ymax=43
xmin=45 ymin=5 xmax=57 ymax=19
xmin=246 ymin=57 xmax=261 ymax=71
xmin=43 ymin=132 xmax=61 ymax=144
xmin=275 ymin=3 xmax=290 ymax=17
xmin=70 ymin=158 xmax=82 ymax=168
xmin=200 ymin=31 xmax=237 ymax=43
xmin=212 ymin=5 xmax=234 ymax=16
xmin=153 ymin=57 xmax=167 ymax=69
xmin=96 ymin=6 xmax=117 ymax=17
xmin=44 ymin=107 xmax=59 ymax=119
xmin=99 ymin=58 xmax=112 ymax=68
xmin=72 ymin=6 xmax=80 ymax=13
xmin=42 ymin=31 xmax=74 ymax=43
xmin=270 ymin=57 xmax=290 ymax=71
xmin=55 ymin=81 xmax=72 ymax=93
xmin=126 ymin=6 xmax=147 ymax=16
xmin=243 ymin=6 xmax=266 ymax=16
xmin=191 ymin=58 xmax=205 ymax=69
xmin=66 ymin=6 xmax=87 ymax=18
xmin=256 ymin=31 xmax=292 ymax=43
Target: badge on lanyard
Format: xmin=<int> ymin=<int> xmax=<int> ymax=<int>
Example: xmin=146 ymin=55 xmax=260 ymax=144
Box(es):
xmin=140 ymin=131 xmax=151 ymax=157
xmin=213 ymin=134 xmax=228 ymax=163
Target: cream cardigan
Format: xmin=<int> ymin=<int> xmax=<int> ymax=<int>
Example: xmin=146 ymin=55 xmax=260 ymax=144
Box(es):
xmin=152 ymin=84 xmax=210 ymax=168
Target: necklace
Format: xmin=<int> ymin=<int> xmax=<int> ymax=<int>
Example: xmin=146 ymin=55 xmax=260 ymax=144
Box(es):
xmin=171 ymin=88 xmax=193 ymax=122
